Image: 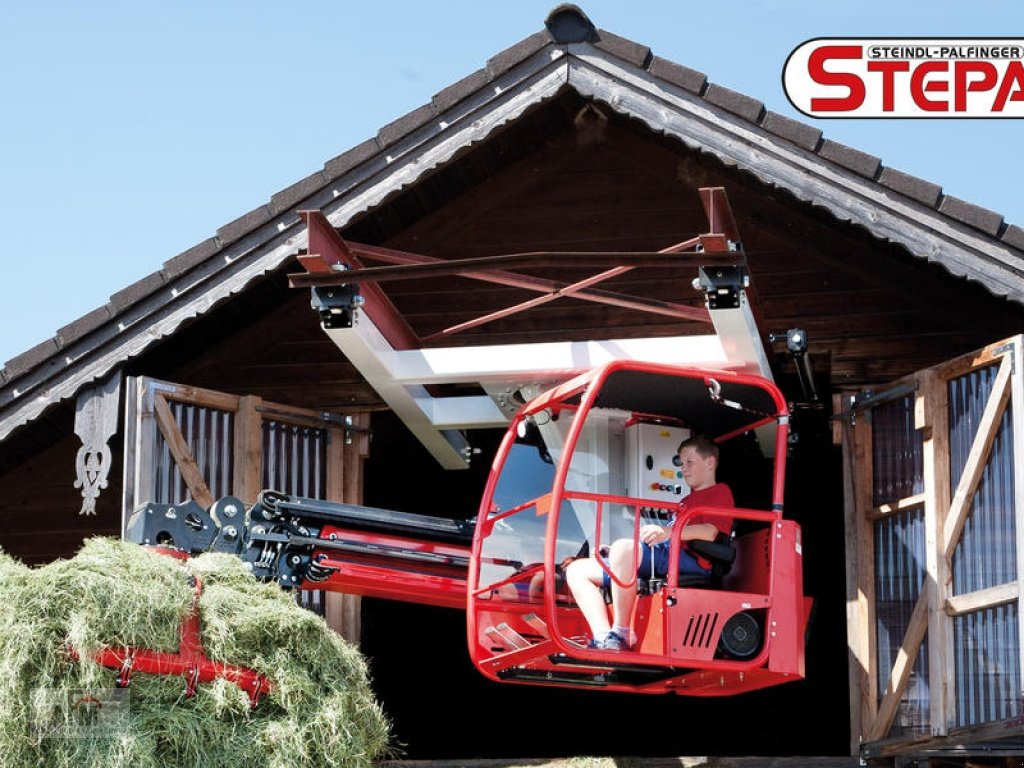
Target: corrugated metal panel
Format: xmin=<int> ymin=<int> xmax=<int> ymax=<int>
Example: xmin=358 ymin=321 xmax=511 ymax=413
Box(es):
xmin=152 ymin=401 xmax=234 ymax=504
xmin=871 ymin=395 xmax=924 ymax=507
xmin=874 ymin=505 xmax=931 ymax=736
xmin=261 ymin=420 xmax=329 ymax=617
xmin=261 ymin=421 xmax=327 ymax=499
xmin=949 ymin=366 xmax=1017 ymax=595
xmin=947 ymin=364 xmax=1019 ymax=728
xmin=954 ymin=604 xmax=1020 ymax=727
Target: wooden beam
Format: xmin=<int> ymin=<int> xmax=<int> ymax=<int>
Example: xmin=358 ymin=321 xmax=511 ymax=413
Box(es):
xmin=919 ymin=367 xmax=953 ymax=736
xmin=856 ymin=414 xmax=879 ymax=743
xmin=864 ymin=717 xmax=1024 ymax=760
xmin=151 ymin=393 xmax=213 ymax=509
xmin=942 ymin=354 xmax=1013 ymax=560
xmin=934 ymin=335 xmax=1018 ymax=381
xmin=340 ymin=414 xmax=371 ymax=645
xmin=343 ymin=413 xmax=371 ymax=497
xmin=868 ymin=580 xmax=932 ymax=742
xmin=945 ymin=581 xmax=1019 ymax=616
xmin=832 ymin=392 xmax=845 ymax=446
xmin=160 ymin=384 xmax=241 ymax=413
xmin=326 ymin=424 xmax=346 ymax=502
xmin=121 ymin=377 xmax=142 ymax=534
xmin=870 ymin=493 xmax=927 ymax=520
xmin=321 ymin=414 xmax=372 ymax=647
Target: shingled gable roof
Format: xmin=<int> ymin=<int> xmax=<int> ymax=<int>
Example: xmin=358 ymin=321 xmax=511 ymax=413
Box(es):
xmin=2 ymin=3 xmax=1024 ymax=442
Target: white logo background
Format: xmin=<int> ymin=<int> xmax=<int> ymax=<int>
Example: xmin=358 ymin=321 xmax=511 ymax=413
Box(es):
xmin=783 ymin=38 xmax=1024 ymax=118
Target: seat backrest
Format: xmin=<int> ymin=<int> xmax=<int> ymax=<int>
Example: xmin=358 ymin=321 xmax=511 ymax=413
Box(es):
xmin=688 ymin=534 xmax=737 ymax=568
xmin=680 ymin=533 xmax=736 ymax=588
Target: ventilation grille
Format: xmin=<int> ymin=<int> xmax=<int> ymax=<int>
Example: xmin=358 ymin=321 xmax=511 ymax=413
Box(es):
xmin=680 ymin=612 xmax=720 ymax=649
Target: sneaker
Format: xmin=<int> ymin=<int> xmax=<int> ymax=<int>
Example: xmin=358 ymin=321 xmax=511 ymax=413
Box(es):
xmin=588 ymin=630 xmax=630 ymax=651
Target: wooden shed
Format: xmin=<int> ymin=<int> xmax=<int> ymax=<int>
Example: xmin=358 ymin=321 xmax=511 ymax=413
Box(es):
xmin=1 ymin=5 xmax=1023 ymax=763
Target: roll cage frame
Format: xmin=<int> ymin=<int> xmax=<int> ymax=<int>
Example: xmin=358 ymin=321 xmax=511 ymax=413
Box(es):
xmin=466 ymin=358 xmax=808 ymax=695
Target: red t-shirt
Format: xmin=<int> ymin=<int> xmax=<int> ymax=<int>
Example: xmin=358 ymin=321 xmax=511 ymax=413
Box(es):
xmin=678 ymin=483 xmax=734 ymax=569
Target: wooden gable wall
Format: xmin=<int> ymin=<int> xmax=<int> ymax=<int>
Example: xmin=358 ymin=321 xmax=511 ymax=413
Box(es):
xmin=3 ymin=89 xmax=1022 ymax=569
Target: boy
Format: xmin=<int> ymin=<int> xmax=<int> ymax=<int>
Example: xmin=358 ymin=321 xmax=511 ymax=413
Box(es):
xmin=564 ymin=434 xmax=734 ymax=649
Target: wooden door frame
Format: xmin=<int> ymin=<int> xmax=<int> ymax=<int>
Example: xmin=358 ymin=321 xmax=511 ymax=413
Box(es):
xmin=842 ymin=335 xmax=1022 ymax=756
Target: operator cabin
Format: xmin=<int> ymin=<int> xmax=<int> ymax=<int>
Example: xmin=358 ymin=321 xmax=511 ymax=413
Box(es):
xmin=2 ymin=5 xmax=1024 ymax=762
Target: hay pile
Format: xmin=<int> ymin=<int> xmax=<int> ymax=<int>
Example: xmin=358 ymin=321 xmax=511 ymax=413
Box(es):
xmin=0 ymin=538 xmax=391 ymax=768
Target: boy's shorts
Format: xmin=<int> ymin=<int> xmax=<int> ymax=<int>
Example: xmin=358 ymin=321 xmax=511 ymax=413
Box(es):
xmin=601 ymin=541 xmax=709 ymax=590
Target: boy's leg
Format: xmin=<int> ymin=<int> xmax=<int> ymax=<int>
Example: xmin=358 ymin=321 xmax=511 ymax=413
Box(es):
xmin=678 ymin=549 xmax=711 ymax=576
xmin=607 ymin=538 xmax=644 ymax=636
xmin=565 ymin=556 xmax=612 ymax=638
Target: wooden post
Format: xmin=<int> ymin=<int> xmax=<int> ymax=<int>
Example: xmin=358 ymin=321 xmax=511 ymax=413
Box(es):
xmin=232 ymin=395 xmax=263 ymax=505
xmin=121 ymin=377 xmax=141 ymax=537
xmin=843 ymin=409 xmax=877 ymax=753
xmin=920 ymin=367 xmax=953 ymax=735
xmin=128 ymin=378 xmax=160 ymax=516
xmin=322 ymin=414 xmax=370 ymax=646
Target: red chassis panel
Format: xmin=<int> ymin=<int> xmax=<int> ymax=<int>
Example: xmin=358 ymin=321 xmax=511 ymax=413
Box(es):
xmin=466 ymin=520 xmax=808 ymax=696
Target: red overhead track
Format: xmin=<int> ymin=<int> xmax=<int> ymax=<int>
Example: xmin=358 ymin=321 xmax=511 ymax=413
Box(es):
xmin=291 ymin=187 xmax=745 ymax=340
xmin=303 ymin=238 xmax=709 ymax=322
xmin=298 ymin=210 xmax=422 ymax=350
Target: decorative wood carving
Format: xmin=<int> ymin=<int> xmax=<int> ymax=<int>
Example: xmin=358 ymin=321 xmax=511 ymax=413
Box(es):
xmin=74 ymin=371 xmax=122 ymax=515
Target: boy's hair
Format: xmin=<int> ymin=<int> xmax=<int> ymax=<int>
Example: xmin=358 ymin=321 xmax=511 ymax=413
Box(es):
xmin=678 ymin=434 xmax=719 ymax=460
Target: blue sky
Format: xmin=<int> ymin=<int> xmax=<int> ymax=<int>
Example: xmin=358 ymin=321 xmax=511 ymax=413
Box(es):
xmin=1 ymin=1 xmax=1021 ymax=366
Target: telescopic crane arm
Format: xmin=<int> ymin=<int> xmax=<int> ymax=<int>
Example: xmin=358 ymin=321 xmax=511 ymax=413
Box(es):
xmin=126 ymin=490 xmax=476 ymax=610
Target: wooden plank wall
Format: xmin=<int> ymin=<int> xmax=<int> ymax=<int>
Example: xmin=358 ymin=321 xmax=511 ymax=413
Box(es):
xmin=0 ymin=429 xmax=121 ymax=565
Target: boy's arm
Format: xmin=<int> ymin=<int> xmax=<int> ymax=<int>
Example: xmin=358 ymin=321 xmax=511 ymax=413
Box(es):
xmin=639 ymin=522 xmax=718 ymax=544
xmin=680 ymin=522 xmax=718 ymax=542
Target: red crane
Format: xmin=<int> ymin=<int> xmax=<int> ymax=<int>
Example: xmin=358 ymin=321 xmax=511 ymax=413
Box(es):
xmin=118 ymin=187 xmax=812 ymax=698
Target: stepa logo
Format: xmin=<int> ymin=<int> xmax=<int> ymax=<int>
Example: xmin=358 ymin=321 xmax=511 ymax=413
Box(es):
xmin=783 ymin=38 xmax=1024 ymax=118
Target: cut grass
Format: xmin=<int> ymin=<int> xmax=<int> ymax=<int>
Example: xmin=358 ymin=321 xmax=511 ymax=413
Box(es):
xmin=0 ymin=538 xmax=391 ymax=768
